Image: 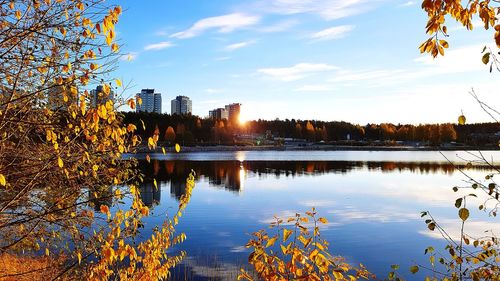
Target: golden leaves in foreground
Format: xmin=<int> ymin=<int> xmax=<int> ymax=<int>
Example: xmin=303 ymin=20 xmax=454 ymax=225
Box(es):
xmin=420 ymin=0 xmax=500 ymax=57
xmin=239 ymin=208 xmax=373 ymax=281
xmin=88 ymin=172 xmax=196 ymax=280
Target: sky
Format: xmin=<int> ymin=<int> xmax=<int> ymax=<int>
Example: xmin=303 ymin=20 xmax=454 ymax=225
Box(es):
xmin=109 ymin=0 xmax=500 ymax=124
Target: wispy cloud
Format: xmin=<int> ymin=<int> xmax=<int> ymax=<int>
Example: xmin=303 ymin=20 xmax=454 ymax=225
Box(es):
xmin=298 ymin=199 xmax=335 ymax=207
xmin=170 ymin=13 xmax=260 ymax=39
xmin=258 ymin=63 xmax=338 ymax=81
xmin=224 ymin=40 xmax=256 ymax=51
xmin=294 ymin=84 xmax=335 ymax=92
xmin=310 ymin=25 xmax=355 ymax=41
xmin=120 ymin=52 xmax=139 ymax=61
xmin=205 ymin=88 xmax=223 ymax=93
xmin=215 ymin=56 xmax=231 ymax=61
xmin=258 ymin=19 xmax=299 ymax=33
xmin=144 ymin=41 xmax=175 ymax=51
xmin=330 ymin=69 xmax=404 ymax=84
xmin=399 ymin=1 xmax=416 ymax=7
xmin=329 ymin=44 xmax=492 ymax=87
xmin=249 ymin=0 xmax=376 ymax=20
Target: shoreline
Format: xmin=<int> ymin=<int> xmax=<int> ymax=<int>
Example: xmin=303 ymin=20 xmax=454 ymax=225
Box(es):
xmin=135 ymin=144 xmax=499 ymax=153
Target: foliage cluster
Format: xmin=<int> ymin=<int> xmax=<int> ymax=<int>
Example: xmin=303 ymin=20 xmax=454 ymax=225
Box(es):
xmin=238 ymin=209 xmax=373 ymax=281
xmin=0 ymin=1 xmax=189 ymax=279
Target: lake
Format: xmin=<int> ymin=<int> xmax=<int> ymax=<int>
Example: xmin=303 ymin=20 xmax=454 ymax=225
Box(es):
xmin=128 ymin=151 xmax=500 ymax=280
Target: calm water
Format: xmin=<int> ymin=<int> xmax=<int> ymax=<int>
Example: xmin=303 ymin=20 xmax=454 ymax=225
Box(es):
xmin=127 ymin=151 xmax=500 ymax=280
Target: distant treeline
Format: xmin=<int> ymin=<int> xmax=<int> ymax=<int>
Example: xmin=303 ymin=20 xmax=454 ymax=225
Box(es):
xmin=122 ymin=112 xmax=500 ymax=146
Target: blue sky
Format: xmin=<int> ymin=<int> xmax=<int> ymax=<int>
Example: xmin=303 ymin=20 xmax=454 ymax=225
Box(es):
xmin=111 ymin=0 xmax=499 ymax=124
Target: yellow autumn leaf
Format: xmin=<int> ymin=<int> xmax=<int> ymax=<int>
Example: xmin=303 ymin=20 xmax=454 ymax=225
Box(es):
xmin=458 ymin=114 xmax=466 ymax=125
xmin=153 ymin=179 xmax=157 ymax=189
xmin=283 ymin=229 xmax=292 ymax=242
xmin=0 ymin=174 xmax=6 ymax=186
xmin=98 ymin=105 xmax=107 ymax=119
xmin=280 ymin=244 xmax=288 ymax=254
xmin=162 ymin=147 xmax=166 ymax=155
xmin=318 ymin=217 xmax=328 ymax=224
xmin=57 ymin=157 xmax=63 ymax=168
xmin=148 ymin=137 xmax=155 ymax=148
xmin=111 ymin=43 xmax=119 ymax=53
xmin=77 ymin=252 xmax=82 ymax=264
xmin=266 ymin=236 xmax=277 ymax=248
xmin=175 ymin=143 xmax=181 ymax=153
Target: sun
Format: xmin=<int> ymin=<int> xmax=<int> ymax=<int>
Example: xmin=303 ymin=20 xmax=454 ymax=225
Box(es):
xmin=238 ymin=115 xmax=247 ymax=126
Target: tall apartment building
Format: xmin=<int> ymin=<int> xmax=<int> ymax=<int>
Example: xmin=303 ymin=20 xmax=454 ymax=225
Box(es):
xmin=136 ymin=89 xmax=162 ymax=114
xmin=171 ymin=95 xmax=192 ymax=115
xmin=90 ymin=84 xmax=115 ymax=108
xmin=208 ymin=108 xmax=228 ymax=120
xmin=225 ymin=103 xmax=241 ymax=123
xmin=208 ymin=103 xmax=241 ymax=123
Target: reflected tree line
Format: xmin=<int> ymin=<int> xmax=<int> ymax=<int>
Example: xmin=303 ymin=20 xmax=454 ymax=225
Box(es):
xmin=132 ymin=160 xmax=498 ymax=203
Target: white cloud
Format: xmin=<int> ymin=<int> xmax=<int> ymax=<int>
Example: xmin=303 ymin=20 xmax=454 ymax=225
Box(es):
xmin=413 ymin=43 xmax=488 ymax=75
xmin=328 ymin=44 xmax=493 ymax=87
xmin=311 ymin=25 xmax=355 ymax=41
xmin=205 ymin=88 xmax=223 ymax=93
xmin=224 ymin=40 xmax=256 ymax=51
xmin=229 ymin=246 xmax=248 ymax=253
xmin=144 ymin=41 xmax=175 ymax=51
xmin=419 ymin=219 xmax=500 ymax=241
xmin=330 ymin=69 xmax=404 ymax=84
xmin=450 ymin=19 xmax=483 ymax=31
xmin=119 ymin=52 xmax=139 ymax=61
xmin=258 ymin=19 xmax=299 ymax=33
xmin=170 ymin=13 xmax=260 ymax=39
xmin=298 ymin=199 xmax=335 ymax=207
xmin=258 ymin=63 xmax=338 ymax=81
xmin=250 ymin=0 xmax=376 ymax=20
xmin=294 ymin=84 xmax=335 ymax=92
xmin=399 ymin=1 xmax=416 ymax=7
xmin=215 ymin=56 xmax=231 ymax=61
xmin=329 ymin=207 xmax=417 ymax=223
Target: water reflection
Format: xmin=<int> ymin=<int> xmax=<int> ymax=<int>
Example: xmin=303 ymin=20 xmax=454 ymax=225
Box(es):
xmin=140 ymin=183 xmax=161 ymax=207
xmin=129 ymin=157 xmax=499 ymax=281
xmin=139 ymin=160 xmax=495 ymax=201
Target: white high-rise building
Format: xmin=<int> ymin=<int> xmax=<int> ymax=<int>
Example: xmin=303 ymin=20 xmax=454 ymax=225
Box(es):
xmin=171 ymin=95 xmax=192 ymax=115
xmin=136 ymin=89 xmax=162 ymax=114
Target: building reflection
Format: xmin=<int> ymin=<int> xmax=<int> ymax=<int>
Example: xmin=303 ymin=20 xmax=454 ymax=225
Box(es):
xmin=170 ymin=181 xmax=185 ymax=200
xmin=138 ymin=159 xmax=496 ymax=202
xmin=139 ymin=182 xmax=161 ymax=207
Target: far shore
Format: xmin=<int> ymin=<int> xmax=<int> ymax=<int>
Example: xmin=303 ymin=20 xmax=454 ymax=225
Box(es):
xmin=134 ymin=144 xmax=499 ymax=153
